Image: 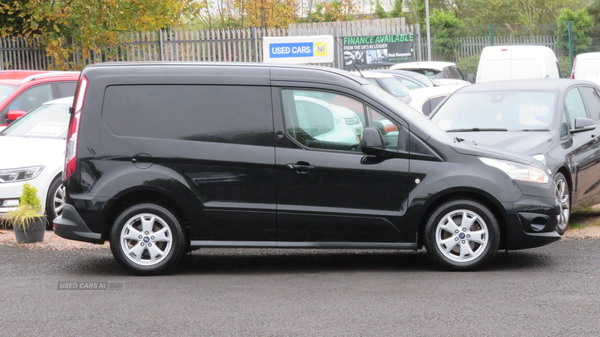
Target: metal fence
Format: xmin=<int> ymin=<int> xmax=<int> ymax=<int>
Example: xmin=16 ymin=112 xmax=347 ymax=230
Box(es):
xmin=0 ymin=20 xmax=566 ymax=71
xmin=0 ymin=18 xmax=415 ymax=70
xmin=418 ymin=35 xmax=559 ymax=63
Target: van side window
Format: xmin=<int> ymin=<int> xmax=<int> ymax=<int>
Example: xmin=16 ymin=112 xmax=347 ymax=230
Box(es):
xmin=281 ymin=89 xmax=401 ymax=152
xmin=564 ymin=88 xmax=588 ymax=127
xmin=102 ymin=85 xmax=273 ymax=146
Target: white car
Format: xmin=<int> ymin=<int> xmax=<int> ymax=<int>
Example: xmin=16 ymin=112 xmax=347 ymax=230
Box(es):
xmin=406 ymin=84 xmax=468 ymax=116
xmin=292 ymin=95 xmax=363 ymax=146
xmin=390 ymin=61 xmax=472 ymax=86
xmin=0 ymin=97 xmax=72 ymax=226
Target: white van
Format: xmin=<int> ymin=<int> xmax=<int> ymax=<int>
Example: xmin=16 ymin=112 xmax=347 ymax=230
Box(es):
xmin=476 ymin=45 xmax=561 ymax=83
xmin=571 ymin=52 xmax=600 ymax=85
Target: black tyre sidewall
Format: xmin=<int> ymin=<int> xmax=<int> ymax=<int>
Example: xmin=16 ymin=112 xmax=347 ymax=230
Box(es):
xmin=554 ymin=172 xmax=570 ymax=235
xmin=45 ymin=176 xmax=63 ymax=228
xmin=424 ymin=199 xmax=500 ymax=271
xmin=110 ymin=203 xmax=186 ymax=276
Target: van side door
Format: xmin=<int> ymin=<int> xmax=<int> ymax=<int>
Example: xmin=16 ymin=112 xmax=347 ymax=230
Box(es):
xmin=273 ymin=88 xmax=411 ymax=244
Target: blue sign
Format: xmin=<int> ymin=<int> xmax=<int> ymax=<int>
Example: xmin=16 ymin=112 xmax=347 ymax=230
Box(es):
xmin=269 ymin=43 xmax=313 ymax=58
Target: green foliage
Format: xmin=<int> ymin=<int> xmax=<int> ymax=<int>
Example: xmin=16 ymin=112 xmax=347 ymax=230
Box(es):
xmin=430 ymin=10 xmax=465 ymax=60
xmin=456 ymin=54 xmax=481 ymax=79
xmin=373 ymin=1 xmax=388 ymax=19
xmin=1 ymin=183 xmax=44 ymax=231
xmin=313 ymin=0 xmax=352 ymax=22
xmin=556 ymin=9 xmax=594 ymax=55
xmin=0 ymin=0 xmax=202 ymax=69
xmin=558 ymin=56 xmax=572 ymax=78
xmin=456 ymin=0 xmax=588 ymax=34
xmin=388 ymin=0 xmax=403 ymax=18
xmin=588 ymin=0 xmax=600 ymax=26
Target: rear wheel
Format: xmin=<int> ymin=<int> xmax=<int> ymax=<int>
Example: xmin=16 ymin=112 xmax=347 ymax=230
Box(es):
xmin=110 ymin=203 xmax=186 ymax=276
xmin=554 ymin=173 xmax=570 ymax=235
xmin=424 ymin=199 xmax=500 ymax=271
xmin=45 ymin=176 xmax=65 ymax=229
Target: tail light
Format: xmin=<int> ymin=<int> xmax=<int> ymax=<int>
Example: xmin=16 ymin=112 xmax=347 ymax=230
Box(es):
xmin=64 ymin=76 xmax=88 ymax=180
xmin=571 ymin=58 xmax=577 ymax=79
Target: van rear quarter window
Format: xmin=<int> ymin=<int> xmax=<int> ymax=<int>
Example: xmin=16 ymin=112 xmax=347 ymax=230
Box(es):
xmin=101 ymin=85 xmax=273 ymax=146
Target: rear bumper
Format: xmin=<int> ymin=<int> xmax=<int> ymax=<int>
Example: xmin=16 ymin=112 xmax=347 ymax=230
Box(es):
xmin=53 ymin=204 xmax=104 ymax=244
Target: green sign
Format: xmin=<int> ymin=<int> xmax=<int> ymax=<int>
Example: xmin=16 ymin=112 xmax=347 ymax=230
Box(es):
xmin=343 ymin=33 xmax=414 ymax=70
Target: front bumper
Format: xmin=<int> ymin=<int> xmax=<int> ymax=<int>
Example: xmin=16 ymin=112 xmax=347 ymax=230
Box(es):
xmin=504 ymin=195 xmax=562 ymax=250
xmin=53 ymin=204 xmax=104 ymax=244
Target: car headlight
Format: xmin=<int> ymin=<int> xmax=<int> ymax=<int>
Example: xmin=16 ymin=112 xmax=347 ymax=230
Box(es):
xmin=531 ymin=154 xmax=546 ymax=165
xmin=0 ymin=166 xmax=44 ymax=183
xmin=479 ymin=157 xmax=548 ymax=183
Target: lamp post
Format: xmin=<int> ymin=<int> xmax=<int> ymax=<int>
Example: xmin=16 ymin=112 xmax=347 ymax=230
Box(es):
xmin=425 ymin=0 xmax=431 ymax=61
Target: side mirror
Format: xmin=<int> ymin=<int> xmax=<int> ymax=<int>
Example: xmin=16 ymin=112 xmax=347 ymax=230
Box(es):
xmin=465 ymin=74 xmax=475 ymax=83
xmin=361 ymin=127 xmax=387 ymax=157
xmin=571 ymin=117 xmax=596 ymax=134
xmin=7 ymin=110 xmax=27 ymax=122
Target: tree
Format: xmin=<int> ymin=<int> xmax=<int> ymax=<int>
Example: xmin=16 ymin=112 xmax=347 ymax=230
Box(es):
xmin=373 ymin=1 xmax=388 ymax=19
xmin=312 ymin=0 xmax=356 ymax=22
xmin=1 ymin=0 xmax=202 ymax=69
xmin=430 ymin=9 xmax=465 ymax=60
xmin=454 ymin=0 xmax=588 ymax=34
xmin=556 ymin=8 xmax=594 ymax=55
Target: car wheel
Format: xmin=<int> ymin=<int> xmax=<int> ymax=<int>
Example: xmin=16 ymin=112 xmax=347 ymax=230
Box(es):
xmin=110 ymin=203 xmax=186 ymax=276
xmin=424 ymin=199 xmax=500 ymax=271
xmin=45 ymin=176 xmax=66 ymax=228
xmin=554 ymin=173 xmax=570 ymax=235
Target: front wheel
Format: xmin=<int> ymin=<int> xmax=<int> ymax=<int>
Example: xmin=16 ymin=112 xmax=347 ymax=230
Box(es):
xmin=424 ymin=199 xmax=500 ymax=271
xmin=554 ymin=173 xmax=570 ymax=235
xmin=110 ymin=203 xmax=186 ymax=276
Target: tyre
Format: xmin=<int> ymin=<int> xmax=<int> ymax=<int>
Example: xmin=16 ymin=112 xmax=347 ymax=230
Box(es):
xmin=110 ymin=203 xmax=186 ymax=276
xmin=424 ymin=199 xmax=500 ymax=271
xmin=45 ymin=176 xmax=66 ymax=229
xmin=554 ymin=172 xmax=570 ymax=235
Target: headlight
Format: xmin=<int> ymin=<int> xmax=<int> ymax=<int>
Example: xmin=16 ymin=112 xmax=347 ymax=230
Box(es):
xmin=0 ymin=166 xmax=44 ymax=183
xmin=532 ymin=154 xmax=546 ymax=165
xmin=479 ymin=157 xmax=548 ymax=183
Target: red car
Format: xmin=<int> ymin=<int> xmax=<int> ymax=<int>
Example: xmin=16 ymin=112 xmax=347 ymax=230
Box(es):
xmin=0 ymin=70 xmax=80 ymax=127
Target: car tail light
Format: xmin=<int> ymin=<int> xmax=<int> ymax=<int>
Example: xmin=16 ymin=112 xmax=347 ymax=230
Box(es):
xmin=64 ymin=76 xmax=88 ymax=180
xmin=571 ymin=58 xmax=577 ymax=79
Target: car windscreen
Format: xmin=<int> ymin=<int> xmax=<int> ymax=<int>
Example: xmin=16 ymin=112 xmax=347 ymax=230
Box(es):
xmin=378 ymin=77 xmax=410 ymax=98
xmin=0 ymin=84 xmax=18 ymax=105
xmin=431 ymin=91 xmax=556 ymax=131
xmin=0 ymin=103 xmax=70 ymax=139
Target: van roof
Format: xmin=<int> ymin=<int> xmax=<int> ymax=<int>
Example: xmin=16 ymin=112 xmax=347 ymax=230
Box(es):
xmin=575 ymin=52 xmax=600 ymax=60
xmin=482 ymin=45 xmax=554 ymax=52
xmin=83 ymin=62 xmax=373 ymax=86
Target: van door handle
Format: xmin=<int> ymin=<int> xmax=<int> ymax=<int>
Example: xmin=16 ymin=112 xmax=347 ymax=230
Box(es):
xmin=287 ymin=163 xmax=315 ymax=174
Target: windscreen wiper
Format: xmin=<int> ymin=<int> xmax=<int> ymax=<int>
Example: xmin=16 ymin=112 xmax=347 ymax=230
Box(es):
xmin=446 ymin=128 xmax=508 ymax=132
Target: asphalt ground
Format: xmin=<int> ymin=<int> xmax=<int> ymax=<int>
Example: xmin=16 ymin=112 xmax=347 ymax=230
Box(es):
xmin=1 ymin=238 xmax=600 ymax=336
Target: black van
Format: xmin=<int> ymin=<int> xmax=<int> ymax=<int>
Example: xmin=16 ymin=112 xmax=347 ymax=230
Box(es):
xmin=54 ymin=63 xmax=560 ymax=275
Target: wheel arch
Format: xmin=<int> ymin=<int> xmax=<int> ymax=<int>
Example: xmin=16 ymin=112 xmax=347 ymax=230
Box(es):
xmin=416 ymin=188 xmax=508 ymax=249
xmin=101 ymin=188 xmax=190 ymax=243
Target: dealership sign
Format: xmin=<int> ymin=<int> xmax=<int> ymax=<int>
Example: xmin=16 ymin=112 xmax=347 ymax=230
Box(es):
xmin=263 ymin=35 xmax=334 ymax=64
xmin=343 ymin=33 xmax=415 ymax=70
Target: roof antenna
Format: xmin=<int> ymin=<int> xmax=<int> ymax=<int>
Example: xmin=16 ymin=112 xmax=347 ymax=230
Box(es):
xmin=335 ymin=37 xmax=364 ymax=78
